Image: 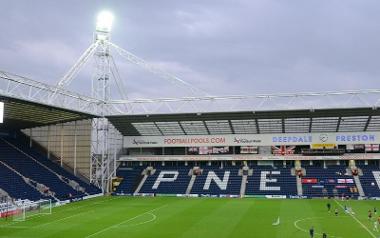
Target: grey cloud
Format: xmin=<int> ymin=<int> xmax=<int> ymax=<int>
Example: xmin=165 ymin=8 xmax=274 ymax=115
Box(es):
xmin=0 ymin=0 xmax=379 ymax=100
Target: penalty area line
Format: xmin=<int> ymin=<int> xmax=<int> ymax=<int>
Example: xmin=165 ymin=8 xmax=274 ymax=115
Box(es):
xmin=293 ymin=216 xmax=348 ymax=238
xmin=84 ymin=204 xmax=167 ymax=238
xmin=334 ymin=199 xmax=376 ymax=238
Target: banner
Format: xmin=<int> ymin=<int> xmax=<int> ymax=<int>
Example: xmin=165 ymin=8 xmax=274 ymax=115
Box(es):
xmin=337 ymin=179 xmax=354 ymax=184
xmin=312 ymin=185 xmax=324 ymax=188
xmin=240 ymin=146 xmax=258 ymax=154
xmin=327 ymin=179 xmax=336 ymax=183
xmin=214 ymin=147 xmax=229 ymax=154
xmin=365 ymin=144 xmax=379 ymax=152
xmin=335 ymin=185 xmax=348 ymax=189
xmin=124 ymin=132 xmax=380 ymax=148
xmin=199 ymin=147 xmax=212 ymax=155
xmin=188 ymin=147 xmax=198 ymax=155
xmin=272 ymin=145 xmax=295 ymax=155
xmin=346 ymin=144 xmax=354 ymax=151
xmin=302 ymin=178 xmax=318 ymax=184
xmin=311 ymin=144 xmax=336 ymax=149
xmin=354 ymin=144 xmax=365 ymax=150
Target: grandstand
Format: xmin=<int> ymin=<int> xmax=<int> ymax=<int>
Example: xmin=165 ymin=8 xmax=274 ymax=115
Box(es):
xmin=2 ymin=100 xmax=380 ymax=238
xmin=1 ymin=98 xmax=380 ymax=201
xmin=1 ymin=8 xmax=380 ymax=238
xmin=109 ymin=108 xmax=380 ymax=199
xmin=0 ymin=98 xmax=101 ymax=203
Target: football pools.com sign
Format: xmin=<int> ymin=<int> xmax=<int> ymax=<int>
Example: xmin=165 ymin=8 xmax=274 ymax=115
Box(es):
xmin=124 ymin=132 xmax=380 ymax=148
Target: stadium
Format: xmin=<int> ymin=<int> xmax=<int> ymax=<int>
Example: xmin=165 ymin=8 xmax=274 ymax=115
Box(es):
xmin=1 ymin=3 xmax=380 ymax=238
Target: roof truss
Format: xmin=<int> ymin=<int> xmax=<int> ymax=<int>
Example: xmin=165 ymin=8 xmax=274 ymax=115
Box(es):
xmin=108 ymin=108 xmax=380 ymax=136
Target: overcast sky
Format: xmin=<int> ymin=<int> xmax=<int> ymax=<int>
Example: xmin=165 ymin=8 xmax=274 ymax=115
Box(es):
xmin=1 ymin=0 xmax=380 ymax=100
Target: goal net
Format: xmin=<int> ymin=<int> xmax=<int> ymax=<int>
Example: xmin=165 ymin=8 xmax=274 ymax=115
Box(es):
xmin=13 ymin=199 xmax=52 ymax=221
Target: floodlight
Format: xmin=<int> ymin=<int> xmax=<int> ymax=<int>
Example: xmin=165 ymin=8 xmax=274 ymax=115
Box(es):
xmin=0 ymin=102 xmax=3 ymax=123
xmin=96 ymin=11 xmax=114 ymax=33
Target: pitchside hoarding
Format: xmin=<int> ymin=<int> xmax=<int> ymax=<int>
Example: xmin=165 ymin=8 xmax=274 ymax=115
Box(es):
xmin=124 ymin=132 xmax=380 ymax=148
xmin=119 ymin=154 xmax=380 ymax=161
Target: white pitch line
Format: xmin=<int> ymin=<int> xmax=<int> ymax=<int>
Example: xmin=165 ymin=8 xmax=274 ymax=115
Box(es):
xmin=119 ymin=212 xmax=157 ymax=227
xmin=133 ymin=212 xmax=157 ymax=226
xmin=34 ymin=210 xmax=93 ymax=228
xmin=65 ymin=196 xmax=121 ymax=212
xmin=334 ymin=199 xmax=376 ymax=238
xmin=0 ymin=225 xmax=29 ymax=229
xmin=0 ymin=210 xmax=92 ymax=229
xmin=0 ymin=197 xmax=119 ymax=230
xmin=84 ymin=204 xmax=166 ymax=238
xmin=293 ymin=216 xmax=347 ymax=238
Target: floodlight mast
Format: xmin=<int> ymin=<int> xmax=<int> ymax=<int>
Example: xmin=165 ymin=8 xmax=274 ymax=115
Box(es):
xmin=92 ymin=11 xmax=113 ymax=102
xmin=52 ymin=10 xmax=207 ymax=193
xmin=90 ymin=11 xmax=114 ymax=192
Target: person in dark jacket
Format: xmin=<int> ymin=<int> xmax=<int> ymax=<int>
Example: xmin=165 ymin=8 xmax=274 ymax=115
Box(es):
xmin=309 ymin=226 xmax=314 ymax=238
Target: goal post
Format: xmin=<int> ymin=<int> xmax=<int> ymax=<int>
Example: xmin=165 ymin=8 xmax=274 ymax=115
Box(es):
xmin=13 ymin=199 xmax=52 ymax=221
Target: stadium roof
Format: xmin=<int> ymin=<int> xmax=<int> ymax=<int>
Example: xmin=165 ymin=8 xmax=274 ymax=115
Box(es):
xmin=107 ymin=107 xmax=380 ymax=136
xmin=0 ymin=96 xmax=95 ymax=130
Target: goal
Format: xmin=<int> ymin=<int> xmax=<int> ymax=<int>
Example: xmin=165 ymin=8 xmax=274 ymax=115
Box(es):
xmin=13 ymin=199 xmax=52 ymax=221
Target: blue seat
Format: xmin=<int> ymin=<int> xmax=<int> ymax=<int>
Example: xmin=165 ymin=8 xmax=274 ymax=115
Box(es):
xmin=116 ymin=166 xmax=145 ymax=194
xmin=0 ymin=136 xmax=100 ymax=201
xmin=301 ymin=166 xmax=358 ymax=198
xmin=191 ymin=166 xmax=241 ymax=196
xmin=359 ymin=166 xmax=380 ymax=197
xmin=139 ymin=165 xmax=191 ymax=194
xmin=245 ymin=166 xmax=296 ymax=196
xmin=0 ymin=163 xmax=43 ymax=201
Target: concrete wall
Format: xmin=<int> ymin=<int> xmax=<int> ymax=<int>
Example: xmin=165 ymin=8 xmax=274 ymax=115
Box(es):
xmin=22 ymin=119 xmax=92 ymax=179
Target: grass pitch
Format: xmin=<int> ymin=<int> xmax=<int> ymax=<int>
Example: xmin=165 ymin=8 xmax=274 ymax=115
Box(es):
xmin=0 ymin=196 xmax=379 ymax=238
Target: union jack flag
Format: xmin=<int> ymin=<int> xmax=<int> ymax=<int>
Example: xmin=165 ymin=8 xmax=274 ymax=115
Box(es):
xmin=271 ymin=145 xmax=295 ymax=155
